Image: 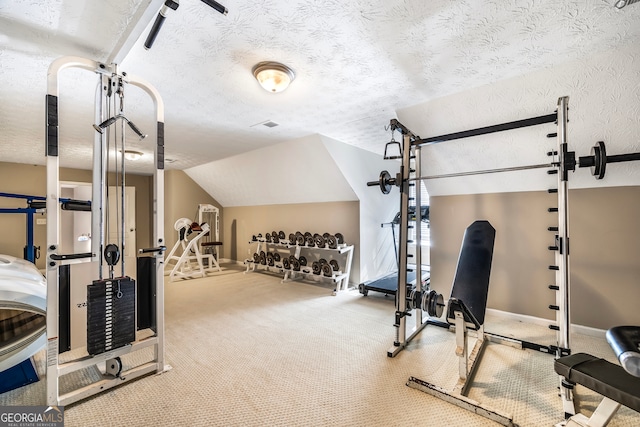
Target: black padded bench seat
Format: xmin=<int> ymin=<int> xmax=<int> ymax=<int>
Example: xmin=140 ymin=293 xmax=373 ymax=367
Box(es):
xmin=555 ymin=353 xmax=640 ymax=413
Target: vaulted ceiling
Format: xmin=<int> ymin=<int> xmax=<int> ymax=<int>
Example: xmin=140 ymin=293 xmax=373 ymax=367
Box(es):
xmin=0 ymin=0 xmax=639 ymax=175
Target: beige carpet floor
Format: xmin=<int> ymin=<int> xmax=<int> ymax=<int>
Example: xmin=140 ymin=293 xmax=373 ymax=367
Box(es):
xmin=1 ymin=264 xmax=639 ymax=426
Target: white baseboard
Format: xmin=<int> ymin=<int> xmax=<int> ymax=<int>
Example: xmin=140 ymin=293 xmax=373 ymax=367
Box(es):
xmin=486 ymin=307 xmax=606 ymax=338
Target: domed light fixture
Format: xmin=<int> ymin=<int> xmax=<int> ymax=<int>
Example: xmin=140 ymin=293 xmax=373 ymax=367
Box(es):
xmin=252 ymin=61 xmax=295 ymax=93
xmin=121 ymin=150 xmax=144 ymax=161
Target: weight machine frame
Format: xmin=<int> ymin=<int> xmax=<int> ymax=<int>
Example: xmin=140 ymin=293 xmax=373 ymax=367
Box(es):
xmin=387 ymin=96 xmax=571 ymax=360
xmin=45 ymin=56 xmax=167 ymax=406
xmin=384 ymin=97 xmax=571 ymax=425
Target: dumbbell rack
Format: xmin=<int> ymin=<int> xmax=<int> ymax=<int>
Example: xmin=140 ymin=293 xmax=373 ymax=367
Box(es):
xmin=245 ymin=238 xmax=354 ymax=295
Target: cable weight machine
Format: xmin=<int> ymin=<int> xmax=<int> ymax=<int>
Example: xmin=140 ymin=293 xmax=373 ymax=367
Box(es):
xmin=45 ymin=56 xmax=167 ymax=406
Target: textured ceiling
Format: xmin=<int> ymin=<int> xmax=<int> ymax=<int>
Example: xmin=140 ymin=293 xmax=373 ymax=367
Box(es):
xmin=0 ymin=0 xmax=639 ymax=174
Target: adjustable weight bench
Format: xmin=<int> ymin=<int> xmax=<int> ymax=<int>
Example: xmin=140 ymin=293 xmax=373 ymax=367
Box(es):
xmin=407 ymin=221 xmax=519 ymax=426
xmin=555 ymin=326 xmax=640 ymax=427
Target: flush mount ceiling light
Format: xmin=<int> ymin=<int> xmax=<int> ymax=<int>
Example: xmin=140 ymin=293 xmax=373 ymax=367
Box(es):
xmin=121 ymin=150 xmax=143 ymax=161
xmin=252 ymin=62 xmax=295 ymax=93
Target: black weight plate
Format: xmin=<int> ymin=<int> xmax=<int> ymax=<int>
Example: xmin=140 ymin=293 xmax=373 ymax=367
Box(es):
xmin=289 ymin=255 xmax=296 ymax=263
xmin=278 ymin=231 xmax=285 ymax=239
xmin=260 ymin=253 xmax=266 ymax=265
xmin=335 ymin=233 xmax=344 ymax=244
xmin=272 ymin=231 xmax=278 ymax=238
xmin=283 ymin=258 xmax=290 ymax=269
xmin=274 ymin=253 xmax=281 ymax=262
xmin=306 ymin=235 xmax=315 ymax=247
xmin=265 ymin=234 xmax=272 ymax=243
xmin=299 ymin=256 xmax=307 ymax=266
xmin=312 ymin=261 xmax=321 ymax=275
xmin=273 ymin=235 xmax=280 ymax=243
xmin=321 ymin=263 xmax=332 ymax=277
xmin=314 ymin=234 xmax=326 ymax=248
xmin=428 ymin=291 xmax=445 ymax=318
xmin=289 ymin=233 xmax=296 ymax=244
xmin=268 ymin=257 xmax=275 ymax=267
xmin=296 ymin=234 xmax=305 ymax=246
xmin=319 ymin=258 xmax=327 ymax=265
xmin=267 ymin=252 xmax=274 ymax=261
xmin=253 ymin=253 xmax=260 ymax=263
xmin=327 ymin=235 xmax=337 ymax=249
xmin=322 ymin=232 xmax=330 ymax=239
xmin=329 ymin=260 xmax=339 ymax=271
xmin=291 ymin=258 xmax=300 ymax=271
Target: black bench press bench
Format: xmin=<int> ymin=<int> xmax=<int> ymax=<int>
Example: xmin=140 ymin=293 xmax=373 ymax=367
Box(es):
xmin=554 ymin=326 xmax=640 ymax=427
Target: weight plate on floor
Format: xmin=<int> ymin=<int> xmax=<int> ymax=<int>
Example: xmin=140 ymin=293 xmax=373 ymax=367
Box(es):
xmin=291 ymin=258 xmax=300 ymax=271
xmin=283 ymin=258 xmax=290 ymax=269
xmin=314 ymin=234 xmax=326 ymax=248
xmin=296 ymin=234 xmax=305 ymax=246
xmin=329 ymin=260 xmax=339 ymax=271
xmin=306 ymin=235 xmax=315 ymax=247
xmin=299 ymin=256 xmax=307 ymax=266
xmin=312 ymin=261 xmax=321 ymax=275
xmin=278 ymin=230 xmax=285 ymax=240
xmin=327 ymin=235 xmax=337 ymax=249
xmin=335 ymin=233 xmax=344 ymax=244
xmin=274 ymin=253 xmax=281 ymax=262
xmin=321 ymin=263 xmax=332 ymax=277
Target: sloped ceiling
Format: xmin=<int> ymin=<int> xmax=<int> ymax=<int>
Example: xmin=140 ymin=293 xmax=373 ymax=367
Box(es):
xmin=0 ymin=0 xmax=639 ymax=177
xmin=185 ymin=134 xmax=357 ymax=207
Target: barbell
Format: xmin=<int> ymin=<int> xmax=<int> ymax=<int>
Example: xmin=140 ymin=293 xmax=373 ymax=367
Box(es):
xmin=367 ymin=141 xmax=640 ymax=194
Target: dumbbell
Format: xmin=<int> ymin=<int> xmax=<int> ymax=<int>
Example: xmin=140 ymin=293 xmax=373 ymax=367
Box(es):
xmin=259 ymin=251 xmax=267 ymax=265
xmin=314 ymin=234 xmax=326 ymax=248
xmin=335 ymin=233 xmax=344 ymax=244
xmin=329 ymin=260 xmax=339 ymax=271
xmin=278 ymin=231 xmax=285 ymax=240
xmin=305 ymin=234 xmax=315 ymax=247
xmin=326 ymin=235 xmax=337 ymax=249
xmin=282 ymin=257 xmax=290 ymax=269
xmin=253 ymin=253 xmax=260 ymax=263
xmin=273 ymin=253 xmax=281 ymax=262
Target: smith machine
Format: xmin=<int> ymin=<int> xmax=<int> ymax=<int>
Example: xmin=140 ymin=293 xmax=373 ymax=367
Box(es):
xmin=45 ymin=56 xmax=167 ymax=406
xmin=367 ymin=96 xmax=640 ymax=424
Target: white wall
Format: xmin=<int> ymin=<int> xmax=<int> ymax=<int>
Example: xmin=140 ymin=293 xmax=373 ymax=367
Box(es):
xmin=321 ymin=135 xmax=399 ymax=282
xmin=397 ymin=44 xmax=640 ymax=197
xmin=185 ymin=134 xmax=357 ymax=207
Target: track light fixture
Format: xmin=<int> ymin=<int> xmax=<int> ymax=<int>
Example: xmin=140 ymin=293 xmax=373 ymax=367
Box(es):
xmin=144 ymin=0 xmax=228 ymax=50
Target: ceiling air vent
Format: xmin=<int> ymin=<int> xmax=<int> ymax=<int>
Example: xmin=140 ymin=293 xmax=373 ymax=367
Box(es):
xmin=250 ymin=120 xmax=279 ymax=128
